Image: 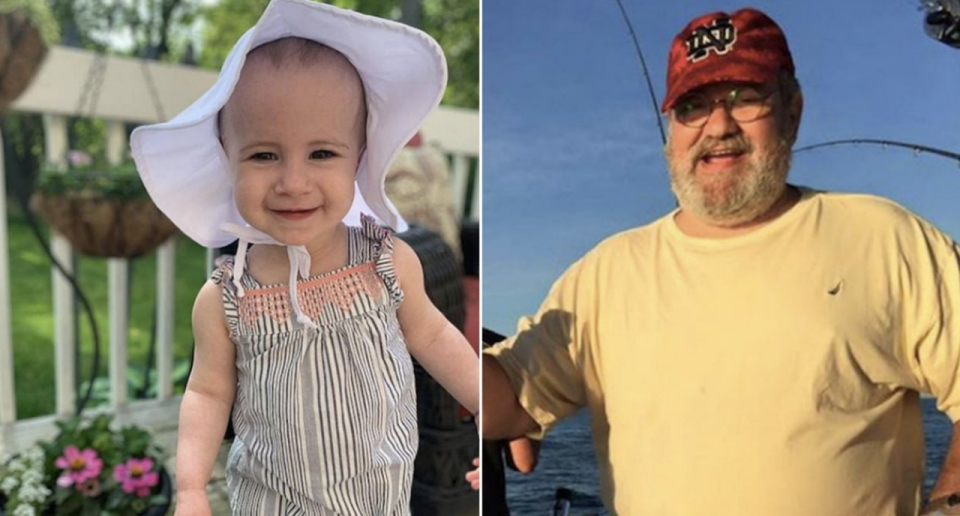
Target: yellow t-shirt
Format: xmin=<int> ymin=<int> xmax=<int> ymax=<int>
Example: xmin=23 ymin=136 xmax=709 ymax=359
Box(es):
xmin=486 ymin=188 xmax=960 ymax=516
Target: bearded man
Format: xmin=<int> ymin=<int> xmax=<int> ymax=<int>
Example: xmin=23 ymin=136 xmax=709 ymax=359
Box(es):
xmin=482 ymin=8 xmax=960 ymax=516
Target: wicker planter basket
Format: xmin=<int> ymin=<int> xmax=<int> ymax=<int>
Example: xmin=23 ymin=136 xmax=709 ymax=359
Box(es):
xmin=31 ymin=192 xmax=178 ymax=258
xmin=0 ymin=9 xmax=49 ymax=113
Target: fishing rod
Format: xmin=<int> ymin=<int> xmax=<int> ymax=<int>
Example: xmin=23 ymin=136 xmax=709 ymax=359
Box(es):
xmin=795 ymin=139 xmax=960 ymax=165
xmin=610 ymin=0 xmax=665 ymax=145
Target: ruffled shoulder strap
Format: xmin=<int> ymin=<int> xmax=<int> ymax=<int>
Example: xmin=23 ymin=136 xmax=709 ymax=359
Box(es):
xmin=210 ymin=256 xmax=241 ymax=339
xmin=357 ymin=214 xmax=404 ymax=306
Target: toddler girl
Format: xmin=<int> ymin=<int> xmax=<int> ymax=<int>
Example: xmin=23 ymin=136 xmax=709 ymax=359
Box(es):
xmin=131 ymin=0 xmax=479 ymax=513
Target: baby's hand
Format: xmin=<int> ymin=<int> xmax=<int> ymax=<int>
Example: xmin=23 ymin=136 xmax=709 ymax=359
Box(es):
xmin=465 ymin=456 xmax=480 ymax=491
xmin=174 ymin=488 xmax=212 ymax=516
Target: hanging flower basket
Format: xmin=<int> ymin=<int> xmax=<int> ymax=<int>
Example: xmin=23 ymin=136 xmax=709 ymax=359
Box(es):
xmin=0 ymin=0 xmax=60 ymax=113
xmin=31 ymin=161 xmax=178 ymax=259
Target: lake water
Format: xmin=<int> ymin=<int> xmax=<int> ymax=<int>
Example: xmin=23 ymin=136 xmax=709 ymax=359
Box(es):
xmin=504 ymin=398 xmax=953 ymax=515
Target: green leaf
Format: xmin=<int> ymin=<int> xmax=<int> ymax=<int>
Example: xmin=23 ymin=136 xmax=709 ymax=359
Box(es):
xmin=0 ymin=0 xmax=61 ymax=45
xmin=148 ymin=494 xmax=169 ymax=506
xmin=37 ymin=163 xmax=151 ymax=201
xmin=172 ymin=358 xmax=192 ymax=381
xmin=54 ymin=486 xmax=73 ymax=504
xmin=58 ymin=491 xmax=83 ymax=513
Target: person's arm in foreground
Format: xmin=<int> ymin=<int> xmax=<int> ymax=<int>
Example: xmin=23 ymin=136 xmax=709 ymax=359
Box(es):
xmin=925 ymin=422 xmax=960 ymax=514
xmin=175 ymin=281 xmax=237 ymax=516
xmin=394 ymin=239 xmax=480 ymax=488
xmin=481 ymin=354 xmax=539 ymax=441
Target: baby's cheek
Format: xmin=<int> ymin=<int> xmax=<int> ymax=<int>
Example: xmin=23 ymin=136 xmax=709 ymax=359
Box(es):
xmin=233 ymin=179 xmax=262 ymax=219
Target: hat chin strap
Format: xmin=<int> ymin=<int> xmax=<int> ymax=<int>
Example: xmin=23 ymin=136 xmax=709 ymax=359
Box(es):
xmin=219 ymin=223 xmax=319 ymax=330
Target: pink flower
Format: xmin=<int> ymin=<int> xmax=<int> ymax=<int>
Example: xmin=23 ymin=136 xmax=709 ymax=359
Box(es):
xmin=54 ymin=446 xmax=103 ymax=487
xmin=113 ymin=457 xmax=159 ymax=497
xmin=67 ymin=150 xmax=92 ymax=168
xmin=78 ymin=478 xmax=101 ymax=497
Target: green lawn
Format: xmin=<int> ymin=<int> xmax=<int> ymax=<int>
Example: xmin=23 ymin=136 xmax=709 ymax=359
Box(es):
xmin=6 ymin=209 xmax=208 ymax=419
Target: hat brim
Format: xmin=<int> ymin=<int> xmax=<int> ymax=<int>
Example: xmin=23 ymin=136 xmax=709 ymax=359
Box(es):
xmin=131 ymin=0 xmax=446 ymax=247
xmin=660 ymin=64 xmax=778 ymax=113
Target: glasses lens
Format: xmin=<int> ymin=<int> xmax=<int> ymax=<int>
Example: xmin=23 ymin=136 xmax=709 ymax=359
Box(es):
xmin=674 ymin=96 xmax=710 ymax=127
xmin=730 ymin=87 xmax=774 ymax=122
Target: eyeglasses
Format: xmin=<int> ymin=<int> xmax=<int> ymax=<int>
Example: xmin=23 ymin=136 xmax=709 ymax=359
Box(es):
xmin=672 ymin=85 xmax=779 ymax=128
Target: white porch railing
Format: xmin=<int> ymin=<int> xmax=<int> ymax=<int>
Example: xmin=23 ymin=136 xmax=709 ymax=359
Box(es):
xmin=0 ymin=46 xmax=479 ymax=455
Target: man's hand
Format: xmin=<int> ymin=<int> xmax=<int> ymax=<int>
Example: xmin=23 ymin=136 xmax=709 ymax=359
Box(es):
xmin=923 ymin=493 xmax=960 ymax=515
xmin=174 ymin=488 xmax=212 ymax=516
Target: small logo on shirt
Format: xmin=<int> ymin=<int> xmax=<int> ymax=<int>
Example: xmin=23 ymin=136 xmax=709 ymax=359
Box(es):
xmin=827 ymin=280 xmax=844 ymax=296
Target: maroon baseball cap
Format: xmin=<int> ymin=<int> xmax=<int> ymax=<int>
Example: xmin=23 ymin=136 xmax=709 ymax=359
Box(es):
xmin=661 ymin=8 xmax=795 ymax=112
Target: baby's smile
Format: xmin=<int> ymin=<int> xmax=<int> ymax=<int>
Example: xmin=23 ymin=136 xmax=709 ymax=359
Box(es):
xmin=270 ymin=207 xmax=318 ymax=221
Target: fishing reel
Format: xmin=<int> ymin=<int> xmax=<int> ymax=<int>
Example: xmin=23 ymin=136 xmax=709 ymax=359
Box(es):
xmin=922 ymin=0 xmax=960 ymax=48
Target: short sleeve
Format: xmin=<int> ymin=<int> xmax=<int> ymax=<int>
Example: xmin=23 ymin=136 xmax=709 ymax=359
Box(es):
xmin=210 ymin=257 xmax=240 ymax=340
xmin=900 ymin=220 xmax=960 ymax=422
xmin=360 ymin=214 xmax=404 ymax=307
xmin=484 ymin=257 xmax=593 ymax=438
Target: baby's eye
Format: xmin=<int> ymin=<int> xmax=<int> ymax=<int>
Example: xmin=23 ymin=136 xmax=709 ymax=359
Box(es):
xmin=250 ymin=152 xmax=277 ymax=161
xmin=310 ymin=149 xmax=337 ymax=160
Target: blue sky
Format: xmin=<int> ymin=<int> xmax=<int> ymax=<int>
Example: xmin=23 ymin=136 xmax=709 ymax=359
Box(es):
xmin=483 ymin=0 xmax=960 ymax=333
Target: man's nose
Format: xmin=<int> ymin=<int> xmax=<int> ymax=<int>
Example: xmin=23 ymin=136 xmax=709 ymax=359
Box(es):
xmin=700 ymin=102 xmax=741 ymax=139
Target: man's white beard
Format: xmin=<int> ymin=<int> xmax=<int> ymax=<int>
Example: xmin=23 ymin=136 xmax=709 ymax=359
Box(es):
xmin=666 ymin=134 xmax=793 ymax=227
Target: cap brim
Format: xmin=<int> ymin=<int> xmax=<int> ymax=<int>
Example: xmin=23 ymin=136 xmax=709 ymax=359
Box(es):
xmin=660 ymin=64 xmax=778 ymax=113
xmin=131 ymin=0 xmax=445 ymax=247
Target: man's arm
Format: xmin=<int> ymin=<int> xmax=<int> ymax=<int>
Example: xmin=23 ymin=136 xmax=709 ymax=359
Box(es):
xmin=926 ymin=421 xmax=960 ymax=514
xmin=481 ymin=354 xmax=538 ymax=440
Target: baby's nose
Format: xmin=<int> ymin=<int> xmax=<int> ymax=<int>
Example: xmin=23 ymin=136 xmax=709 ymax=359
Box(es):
xmin=274 ymin=162 xmax=312 ymax=195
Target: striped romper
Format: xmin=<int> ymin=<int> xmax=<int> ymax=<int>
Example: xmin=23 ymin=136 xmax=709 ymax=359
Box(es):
xmin=211 ymin=216 xmax=418 ymax=515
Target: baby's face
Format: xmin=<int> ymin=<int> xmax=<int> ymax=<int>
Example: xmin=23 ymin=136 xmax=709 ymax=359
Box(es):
xmin=221 ymin=51 xmax=365 ymax=250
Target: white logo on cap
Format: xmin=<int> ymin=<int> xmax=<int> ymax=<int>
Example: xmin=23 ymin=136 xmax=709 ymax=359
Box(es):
xmin=685 ymin=17 xmax=737 ymax=62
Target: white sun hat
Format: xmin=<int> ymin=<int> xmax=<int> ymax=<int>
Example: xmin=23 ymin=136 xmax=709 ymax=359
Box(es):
xmin=130 ymin=0 xmax=447 ymax=328
xmin=130 ymin=0 xmax=447 ymax=248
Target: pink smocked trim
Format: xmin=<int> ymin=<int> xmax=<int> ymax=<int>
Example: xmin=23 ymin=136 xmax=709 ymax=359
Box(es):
xmin=211 ymin=215 xmax=403 ymax=331
xmin=235 ymin=263 xmax=386 ymax=326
